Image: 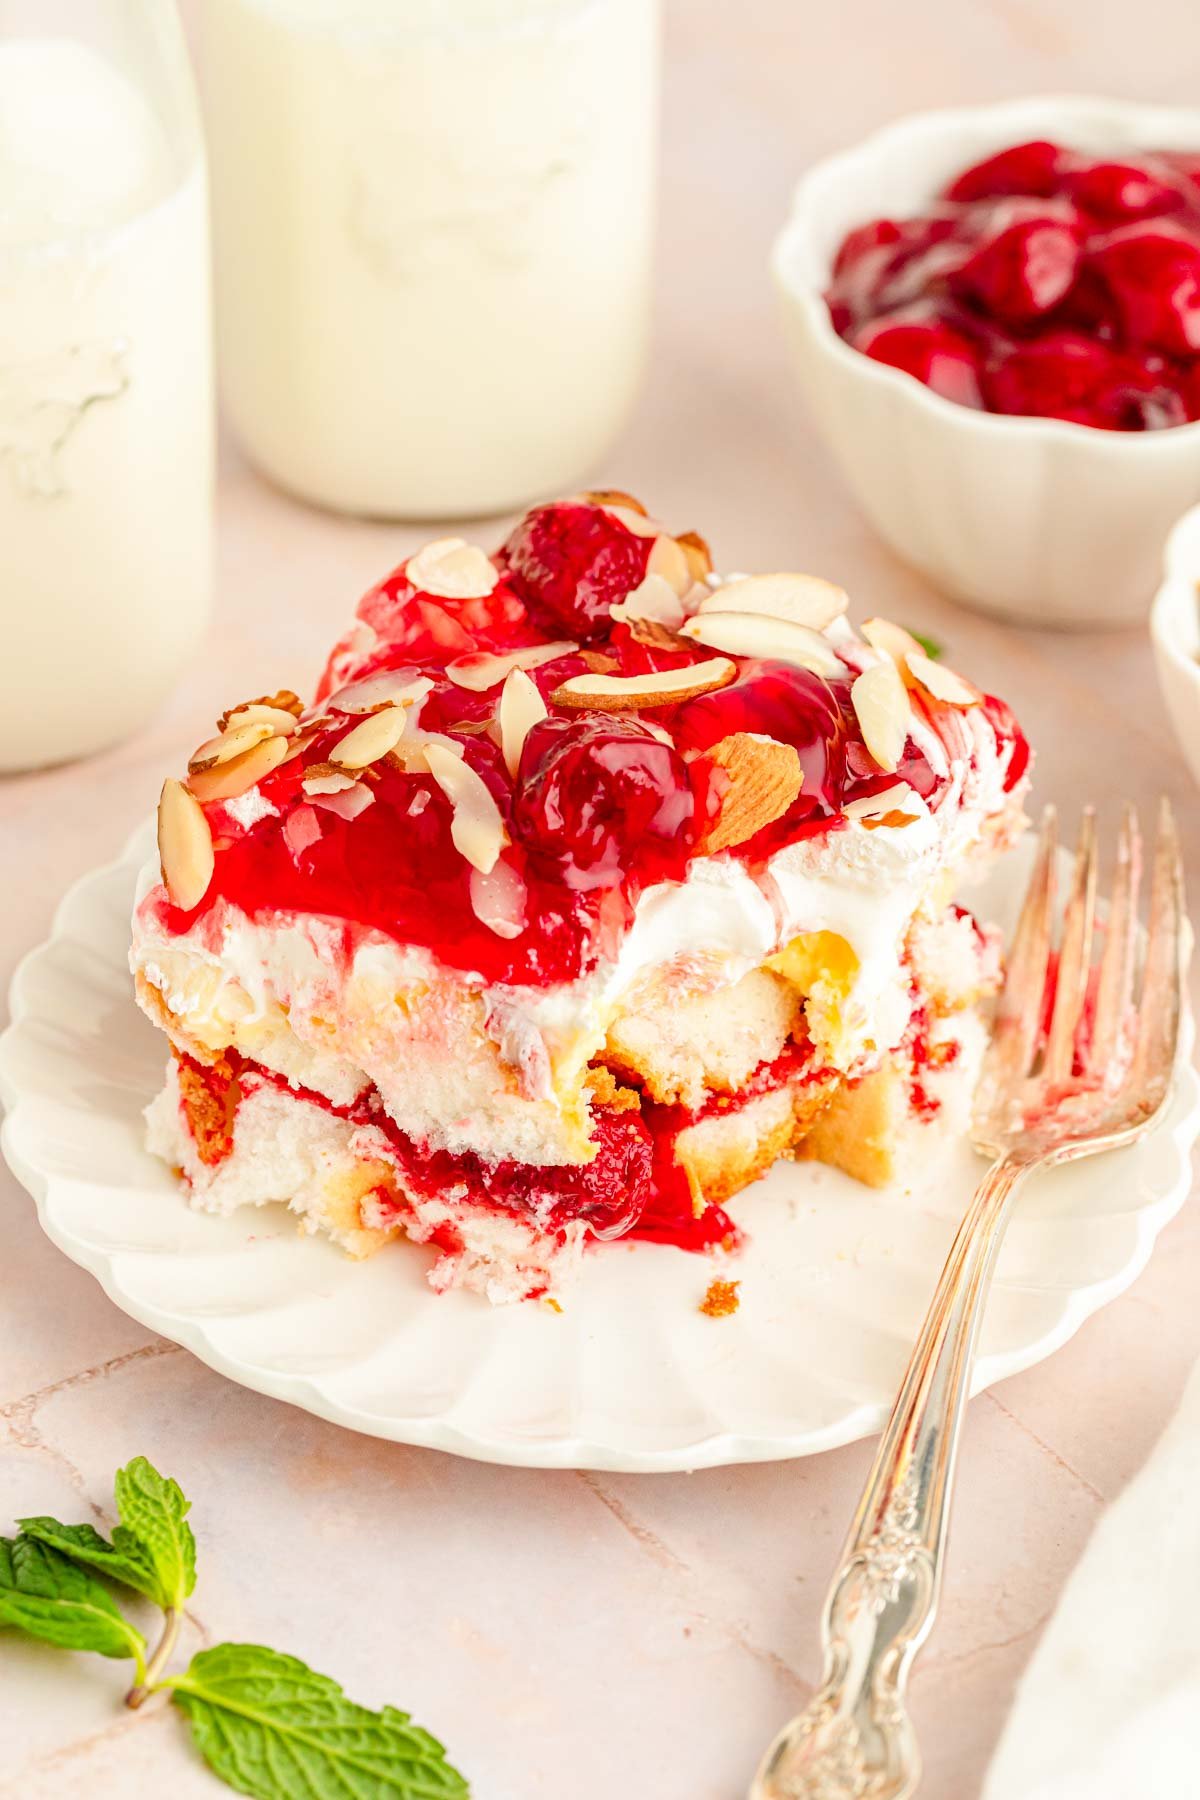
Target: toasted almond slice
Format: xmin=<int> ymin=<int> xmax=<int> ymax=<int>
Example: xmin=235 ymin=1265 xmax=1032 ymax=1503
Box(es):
xmin=385 ymin=731 xmax=466 ymax=775
xmin=599 ymin=502 xmax=662 ymax=539
xmin=188 ymin=719 xmax=275 ymax=773
xmin=680 ymin=611 xmax=845 ymax=677
xmin=329 ymin=705 xmax=408 ymax=770
xmin=328 ymin=668 xmax=431 ymax=715
xmin=187 ymin=732 xmax=291 ymax=803
xmin=499 ymin=667 xmax=547 ymax=779
xmin=700 ymin=733 xmax=804 ymax=853
xmin=697 ymin=573 xmax=848 ymax=632
xmin=550 ymin=657 xmax=736 ymax=711
xmin=302 ymin=766 xmax=358 ymax=796
xmin=844 ymin=781 xmax=921 ymax=820
xmin=222 ymin=702 xmax=301 ymax=737
xmin=851 ymin=658 xmax=911 ymax=774
xmin=905 ymin=651 xmax=981 ymax=707
xmin=624 ymin=618 xmax=685 ymax=653
xmin=861 ymin=617 xmax=925 ymax=677
xmin=406 ymin=537 xmax=497 ymax=600
xmin=425 ymin=744 xmax=507 ymax=873
xmin=309 ymin=781 xmax=375 ymax=820
xmin=581 ymin=488 xmax=649 ymax=516
xmin=445 ymin=640 xmax=576 ymax=693
xmin=580 ymin=649 xmax=623 ymax=673
xmin=646 ymin=534 xmax=692 ymax=597
xmin=469 ymin=858 xmax=528 ymax=939
xmin=158 ymin=778 xmax=214 ymax=910
xmin=676 ymin=529 xmax=713 ymax=584
xmin=218 ymin=689 xmax=304 ymax=731
xmin=610 ymin=573 xmax=686 ymax=631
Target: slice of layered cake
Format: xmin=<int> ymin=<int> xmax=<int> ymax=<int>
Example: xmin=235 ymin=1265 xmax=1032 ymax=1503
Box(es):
xmin=132 ymin=492 xmax=1030 ymax=1302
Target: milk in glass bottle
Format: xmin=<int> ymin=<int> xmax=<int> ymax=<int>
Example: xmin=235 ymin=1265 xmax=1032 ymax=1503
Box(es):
xmin=202 ymin=0 xmax=660 ymax=518
xmin=0 ymin=0 xmax=213 ymax=771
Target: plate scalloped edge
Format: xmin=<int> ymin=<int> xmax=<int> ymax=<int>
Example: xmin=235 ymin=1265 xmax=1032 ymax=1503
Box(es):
xmin=1 ymin=819 xmax=1197 ymax=1473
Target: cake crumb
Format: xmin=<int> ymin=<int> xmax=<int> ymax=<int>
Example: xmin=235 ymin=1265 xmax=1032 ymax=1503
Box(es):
xmin=699 ymin=1278 xmax=740 ymax=1319
xmin=543 ymin=1296 xmax=563 ymax=1315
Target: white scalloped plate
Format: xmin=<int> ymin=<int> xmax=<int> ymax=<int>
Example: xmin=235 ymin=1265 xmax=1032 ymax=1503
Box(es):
xmin=2 ymin=822 xmax=1196 ymax=1471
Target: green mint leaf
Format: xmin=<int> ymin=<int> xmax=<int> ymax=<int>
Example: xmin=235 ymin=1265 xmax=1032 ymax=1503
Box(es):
xmin=112 ymin=1457 xmax=196 ymax=1610
xmin=18 ymin=1517 xmax=161 ymax=1605
xmin=0 ymin=1536 xmax=146 ymax=1668
xmin=906 ymin=627 xmax=944 ymax=660
xmin=170 ymin=1644 xmax=469 ymax=1799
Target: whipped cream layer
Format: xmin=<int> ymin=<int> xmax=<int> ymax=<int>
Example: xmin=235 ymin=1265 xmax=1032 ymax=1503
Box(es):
xmin=131 ymin=691 xmax=1021 ymax=1168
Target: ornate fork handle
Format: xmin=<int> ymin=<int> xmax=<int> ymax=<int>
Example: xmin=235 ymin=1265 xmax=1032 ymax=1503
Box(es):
xmin=751 ymin=1151 xmax=1037 ymax=1800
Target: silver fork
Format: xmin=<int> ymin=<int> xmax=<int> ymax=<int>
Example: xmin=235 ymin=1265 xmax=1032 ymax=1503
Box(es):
xmin=750 ymin=800 xmax=1188 ymax=1800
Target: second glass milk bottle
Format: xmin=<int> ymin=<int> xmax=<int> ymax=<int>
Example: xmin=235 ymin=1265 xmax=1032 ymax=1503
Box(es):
xmin=202 ymin=0 xmax=660 ymax=519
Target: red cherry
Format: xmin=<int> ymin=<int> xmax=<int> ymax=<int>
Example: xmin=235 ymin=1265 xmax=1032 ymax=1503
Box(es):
xmin=832 ymin=218 xmax=903 ymax=280
xmin=1064 ymin=157 xmax=1187 ymax=222
xmin=829 ymin=214 xmax=964 ymax=325
xmin=950 ymin=204 xmax=1082 ymax=323
xmin=1089 ymin=222 xmax=1200 ymax=356
xmin=1088 ymin=352 xmax=1190 ymax=430
xmin=985 ymin=331 xmax=1119 ymax=420
xmin=511 ymin=715 xmax=696 ymax=891
xmin=850 ymin=307 xmax=986 ymax=409
xmin=497 ymin=501 xmax=653 ymax=642
xmin=943 ymin=140 xmax=1066 ymax=203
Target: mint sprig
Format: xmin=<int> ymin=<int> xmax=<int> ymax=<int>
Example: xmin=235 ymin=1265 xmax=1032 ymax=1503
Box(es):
xmin=169 ymin=1645 xmax=469 ymax=1798
xmin=906 ymin=627 xmax=945 ymax=660
xmin=0 ymin=1535 xmax=147 ymax=1677
xmin=2 ymin=1460 xmax=468 ymax=1799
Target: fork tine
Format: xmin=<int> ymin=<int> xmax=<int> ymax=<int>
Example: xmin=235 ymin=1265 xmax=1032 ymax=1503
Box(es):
xmin=1128 ymin=798 xmax=1187 ymax=1114
xmin=1044 ymin=807 xmax=1097 ymax=1084
xmin=1089 ymin=802 xmax=1140 ymax=1076
xmin=985 ymin=804 xmax=1058 ymax=1086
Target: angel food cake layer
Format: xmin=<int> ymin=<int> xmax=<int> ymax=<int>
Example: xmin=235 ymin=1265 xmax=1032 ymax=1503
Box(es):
xmin=132 ymin=492 xmax=1030 ymax=1302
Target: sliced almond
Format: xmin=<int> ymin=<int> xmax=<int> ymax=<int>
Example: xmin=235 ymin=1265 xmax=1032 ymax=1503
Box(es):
xmin=424 ymin=744 xmax=508 ymax=873
xmin=444 ymin=640 xmax=576 ymax=693
xmin=405 ymin=537 xmax=497 ymax=600
xmin=623 ymin=619 xmax=684 ymax=653
xmin=386 ymin=732 xmax=466 ymax=775
xmin=469 ymin=858 xmax=528 ymax=939
xmin=223 ymin=702 xmax=300 ymax=737
xmin=851 ymin=658 xmax=912 ymax=774
xmin=598 ymin=502 xmax=661 ymax=539
xmin=904 ymin=651 xmax=981 ymax=708
xmin=676 ymin=529 xmax=713 ymax=584
xmin=158 ymin=778 xmax=214 ymax=911
xmin=646 ymin=534 xmax=692 ymax=597
xmin=861 ymin=617 xmax=925 ymax=677
xmin=699 ymin=734 xmax=804 ymax=853
xmin=329 ymin=705 xmax=408 ymax=770
xmin=580 ymin=649 xmax=622 ymax=673
xmin=550 ymin=657 xmax=736 ymax=711
xmin=697 ymin=572 xmax=848 ymax=633
xmin=302 ymin=766 xmax=358 ymax=796
xmin=328 ymin=669 xmax=432 ymax=715
xmin=844 ymin=781 xmax=921 ymax=821
xmin=186 ymin=732 xmax=291 ymax=803
xmin=581 ymin=488 xmax=648 ymax=516
xmin=188 ymin=719 xmax=274 ymax=773
xmin=218 ymin=689 xmax=304 ymax=730
xmin=610 ymin=573 xmax=686 ymax=631
xmin=309 ymin=781 xmax=375 ymax=821
xmin=680 ymin=611 xmax=844 ymax=678
xmin=499 ymin=667 xmax=547 ymax=779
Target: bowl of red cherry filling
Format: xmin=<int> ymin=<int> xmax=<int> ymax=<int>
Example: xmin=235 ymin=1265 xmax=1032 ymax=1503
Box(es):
xmin=772 ymin=96 xmax=1200 ymax=628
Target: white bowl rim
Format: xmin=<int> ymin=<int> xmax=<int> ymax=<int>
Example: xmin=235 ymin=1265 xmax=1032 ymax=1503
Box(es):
xmin=772 ymin=91 xmax=1200 ymax=455
xmin=1151 ymin=502 xmax=1200 ymax=685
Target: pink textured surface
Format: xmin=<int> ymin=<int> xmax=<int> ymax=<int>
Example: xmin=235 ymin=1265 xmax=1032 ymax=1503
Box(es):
xmin=1 ymin=1 xmax=1199 ymax=1793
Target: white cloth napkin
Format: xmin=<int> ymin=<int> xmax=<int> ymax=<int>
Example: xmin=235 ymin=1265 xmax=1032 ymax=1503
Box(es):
xmin=981 ymin=1356 xmax=1200 ymax=1800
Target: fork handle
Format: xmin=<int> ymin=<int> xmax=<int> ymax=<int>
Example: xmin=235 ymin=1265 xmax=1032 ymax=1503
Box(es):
xmin=751 ymin=1150 xmax=1035 ymax=1800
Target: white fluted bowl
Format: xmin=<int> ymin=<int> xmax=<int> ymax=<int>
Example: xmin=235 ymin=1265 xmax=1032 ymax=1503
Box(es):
xmin=772 ymin=95 xmax=1200 ymax=628
xmin=1151 ymin=503 xmax=1200 ymax=786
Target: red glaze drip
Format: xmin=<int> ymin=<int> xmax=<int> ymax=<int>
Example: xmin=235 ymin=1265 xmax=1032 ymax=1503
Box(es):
xmin=828 ymin=140 xmax=1200 ymax=428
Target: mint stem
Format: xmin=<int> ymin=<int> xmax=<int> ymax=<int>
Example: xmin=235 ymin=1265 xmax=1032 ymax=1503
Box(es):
xmin=126 ymin=1606 xmax=180 ymax=1708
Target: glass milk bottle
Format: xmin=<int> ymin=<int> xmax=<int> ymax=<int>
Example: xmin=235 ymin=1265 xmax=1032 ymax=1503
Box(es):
xmin=202 ymin=0 xmax=660 ymax=519
xmin=0 ymin=0 xmax=213 ymax=772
